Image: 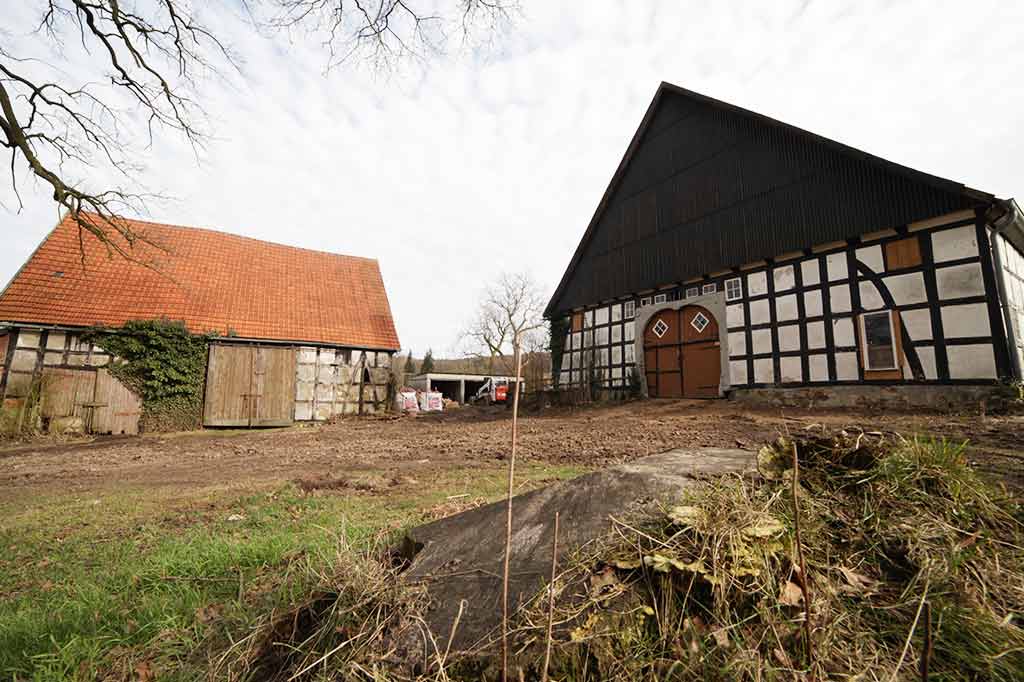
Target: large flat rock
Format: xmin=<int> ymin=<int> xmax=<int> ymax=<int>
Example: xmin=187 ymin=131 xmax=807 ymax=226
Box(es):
xmin=401 ymin=447 xmax=753 ymax=652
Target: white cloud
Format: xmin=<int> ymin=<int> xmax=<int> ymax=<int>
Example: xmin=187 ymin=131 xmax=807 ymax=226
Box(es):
xmin=3 ymin=0 xmax=1023 ymax=357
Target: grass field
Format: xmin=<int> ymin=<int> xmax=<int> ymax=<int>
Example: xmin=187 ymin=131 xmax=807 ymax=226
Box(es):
xmin=0 ymin=462 xmax=588 ymax=681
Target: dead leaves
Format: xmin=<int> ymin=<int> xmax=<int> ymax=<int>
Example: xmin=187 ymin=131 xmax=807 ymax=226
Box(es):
xmin=779 ymin=580 xmax=804 ymax=606
xmin=837 ymin=566 xmax=879 ymax=596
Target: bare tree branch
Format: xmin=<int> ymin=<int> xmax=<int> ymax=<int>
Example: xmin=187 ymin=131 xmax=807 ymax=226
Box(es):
xmin=2 ymin=0 xmax=515 ymax=261
xmin=460 ymin=271 xmax=545 ymax=374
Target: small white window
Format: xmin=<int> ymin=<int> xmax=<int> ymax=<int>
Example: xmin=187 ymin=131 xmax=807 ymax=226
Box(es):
xmin=640 ymin=297 xmax=652 ymax=307
xmin=702 ymin=283 xmax=717 ymax=295
xmin=685 ymin=286 xmax=699 ymax=298
xmin=654 ymin=293 xmax=667 ymax=304
xmin=652 ymin=319 xmax=669 ymax=338
xmin=725 ymin=277 xmax=742 ymax=301
xmin=623 ymin=300 xmax=636 ymax=318
xmin=861 ymin=311 xmax=898 ymax=370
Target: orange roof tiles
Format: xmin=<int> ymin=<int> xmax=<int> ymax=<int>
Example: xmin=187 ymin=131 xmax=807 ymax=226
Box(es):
xmin=0 ymin=213 xmax=400 ymax=350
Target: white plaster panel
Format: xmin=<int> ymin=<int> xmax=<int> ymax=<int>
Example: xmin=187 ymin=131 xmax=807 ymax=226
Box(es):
xmin=596 ymin=348 xmax=609 ymax=367
xmin=856 ymin=244 xmax=884 ymax=273
xmin=612 ymin=367 xmax=623 ymax=379
xmin=806 ymin=321 xmax=826 ymax=349
xmin=728 ymin=331 xmax=747 ymax=357
xmin=883 ymin=272 xmax=928 ymax=306
xmin=915 ymin=346 xmax=937 ymax=380
xmin=624 ymin=345 xmax=635 ymax=363
xmin=43 ymin=351 xmax=63 ymax=366
xmin=778 ymin=324 xmax=800 ymax=352
xmin=318 ymin=349 xmax=336 ymax=365
xmin=747 ymin=271 xmax=768 ymax=296
xmin=780 ymin=356 xmax=802 ymax=383
xmin=775 ymin=294 xmax=798 ymax=322
xmin=625 ymin=323 xmax=635 ymax=342
xmin=827 ymin=252 xmax=848 ymax=281
xmin=808 ymin=354 xmax=828 ymax=382
xmin=833 ymin=317 xmax=856 ymax=347
xmin=947 ymin=344 xmax=997 ymax=379
xmin=571 ymin=332 xmax=581 ymax=349
xmin=730 ymin=360 xmax=748 ymax=386
xmin=611 ymin=346 xmax=622 ymax=365
xmin=611 ymin=324 xmax=622 ymax=344
xmin=611 ymin=304 xmax=622 ymax=323
xmin=294 ymin=402 xmax=313 ymax=421
xmin=835 ymin=352 xmax=859 ymax=380
xmin=773 ymin=265 xmax=795 ymax=292
xmin=753 ymin=358 xmax=775 ymax=384
xmin=901 ymin=309 xmax=933 ymax=342
xmin=803 ymin=289 xmax=822 ymax=317
xmin=931 ymin=225 xmax=977 ymax=263
xmin=829 ymin=284 xmax=852 ymax=312
xmin=751 ymin=329 xmax=773 ymax=355
xmin=595 ymin=327 xmax=608 ymax=345
xmin=749 ymin=299 xmax=770 ymax=325
xmin=11 ymin=349 xmax=38 ymax=372
xmin=801 ymin=258 xmax=821 ymax=286
xmin=936 ymin=262 xmax=986 ymax=300
xmin=940 ymin=303 xmax=990 ymax=338
xmin=20 ymin=331 xmax=43 ymax=348
xmin=858 ymin=281 xmax=885 ymax=311
xmin=297 ymin=347 xmax=317 ymax=364
xmin=595 ymin=306 xmax=609 ymax=326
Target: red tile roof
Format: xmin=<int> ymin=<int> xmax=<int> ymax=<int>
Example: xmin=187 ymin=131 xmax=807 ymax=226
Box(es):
xmin=0 ymin=213 xmax=400 ymax=350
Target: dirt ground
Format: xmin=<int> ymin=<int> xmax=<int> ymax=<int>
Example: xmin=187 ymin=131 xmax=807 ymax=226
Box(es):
xmin=1 ymin=399 xmax=1021 ymax=503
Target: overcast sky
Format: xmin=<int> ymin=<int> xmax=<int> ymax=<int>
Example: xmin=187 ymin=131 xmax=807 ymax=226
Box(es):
xmin=3 ymin=1 xmax=1023 ymax=357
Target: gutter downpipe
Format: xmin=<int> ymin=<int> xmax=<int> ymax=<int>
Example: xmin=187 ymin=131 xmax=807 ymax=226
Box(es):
xmin=986 ymin=198 xmax=1024 ymax=381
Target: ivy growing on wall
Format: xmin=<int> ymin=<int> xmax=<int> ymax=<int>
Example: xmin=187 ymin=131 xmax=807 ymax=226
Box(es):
xmin=84 ymin=320 xmax=213 ymax=432
xmin=548 ymin=316 xmax=569 ymax=387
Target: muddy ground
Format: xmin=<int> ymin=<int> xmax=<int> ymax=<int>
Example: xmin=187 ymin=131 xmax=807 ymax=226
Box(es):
xmin=1 ymin=400 xmax=1021 ymax=503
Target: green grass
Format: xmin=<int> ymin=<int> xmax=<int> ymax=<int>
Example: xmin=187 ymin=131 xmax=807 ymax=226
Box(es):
xmin=0 ymin=463 xmax=588 ymax=681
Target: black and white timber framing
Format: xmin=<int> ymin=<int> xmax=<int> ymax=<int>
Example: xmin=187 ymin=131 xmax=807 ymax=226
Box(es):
xmin=547 ymin=82 xmax=1024 ymax=392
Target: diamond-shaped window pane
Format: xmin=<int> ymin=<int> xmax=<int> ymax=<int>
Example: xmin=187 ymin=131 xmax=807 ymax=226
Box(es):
xmin=652 ymin=319 xmax=669 ymax=338
xmin=691 ymin=312 xmax=710 ymax=333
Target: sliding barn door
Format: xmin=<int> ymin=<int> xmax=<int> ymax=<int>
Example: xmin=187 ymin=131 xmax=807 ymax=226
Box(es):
xmin=204 ymin=344 xmax=295 ymax=427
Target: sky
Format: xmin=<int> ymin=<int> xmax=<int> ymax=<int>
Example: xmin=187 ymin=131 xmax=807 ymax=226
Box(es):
xmin=2 ymin=0 xmax=1023 ymax=357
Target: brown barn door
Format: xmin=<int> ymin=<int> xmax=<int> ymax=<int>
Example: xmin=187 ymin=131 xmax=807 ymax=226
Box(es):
xmin=204 ymin=344 xmax=295 ymax=427
xmin=39 ymin=368 xmax=142 ymax=434
xmin=91 ymin=369 xmax=143 ymax=435
xmin=644 ymin=309 xmax=683 ymax=398
xmin=680 ymin=305 xmax=720 ymax=399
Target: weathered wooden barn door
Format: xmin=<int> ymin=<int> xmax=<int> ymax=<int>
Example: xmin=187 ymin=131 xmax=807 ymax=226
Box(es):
xmin=39 ymin=368 xmax=142 ymax=434
xmin=91 ymin=369 xmax=143 ymax=435
xmin=204 ymin=344 xmax=295 ymax=427
xmin=680 ymin=305 xmax=720 ymax=399
xmin=644 ymin=310 xmax=683 ymax=398
xmin=250 ymin=346 xmax=295 ymax=427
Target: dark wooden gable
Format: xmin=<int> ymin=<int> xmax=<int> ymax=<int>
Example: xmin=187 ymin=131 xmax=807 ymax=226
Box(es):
xmin=545 ymin=83 xmax=989 ymax=317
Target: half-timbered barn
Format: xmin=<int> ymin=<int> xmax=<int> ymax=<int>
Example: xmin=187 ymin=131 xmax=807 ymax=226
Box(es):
xmin=546 ymin=82 xmax=1024 ymax=403
xmin=0 ymin=213 xmax=399 ymax=433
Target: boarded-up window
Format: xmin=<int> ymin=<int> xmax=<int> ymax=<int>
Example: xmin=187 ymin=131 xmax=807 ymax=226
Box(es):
xmin=571 ymin=312 xmax=584 ymax=332
xmin=884 ymin=237 xmax=922 ymax=270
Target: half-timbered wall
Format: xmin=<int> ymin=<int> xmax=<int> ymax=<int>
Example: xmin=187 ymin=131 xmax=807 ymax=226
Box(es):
xmin=294 ymin=347 xmax=392 ymax=420
xmin=0 ymin=328 xmax=112 ymax=400
xmin=556 ymin=211 xmax=1015 ymax=389
xmin=996 ymin=232 xmax=1024 ymax=375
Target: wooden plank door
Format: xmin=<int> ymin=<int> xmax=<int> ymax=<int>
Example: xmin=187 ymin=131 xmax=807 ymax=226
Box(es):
xmin=40 ymin=368 xmax=96 ymax=421
xmin=643 ymin=309 xmax=683 ymax=398
xmin=680 ymin=305 xmax=720 ymax=399
xmin=92 ymin=369 xmax=142 ymax=435
xmin=204 ymin=344 xmax=255 ymax=427
xmin=251 ymin=346 xmax=295 ymax=427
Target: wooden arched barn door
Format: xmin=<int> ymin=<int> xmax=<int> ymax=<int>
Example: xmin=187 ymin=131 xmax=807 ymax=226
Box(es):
xmin=644 ymin=305 xmax=721 ymax=399
xmin=644 ymin=309 xmax=682 ymax=398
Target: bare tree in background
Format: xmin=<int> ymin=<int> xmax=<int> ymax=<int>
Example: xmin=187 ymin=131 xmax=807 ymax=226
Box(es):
xmin=0 ymin=0 xmax=514 ymax=257
xmin=461 ymin=272 xmax=546 ymax=376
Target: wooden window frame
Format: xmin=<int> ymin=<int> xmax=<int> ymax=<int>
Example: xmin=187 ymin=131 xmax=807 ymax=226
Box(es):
xmin=640 ymin=296 xmax=652 ymax=308
xmin=860 ymin=310 xmax=900 ymax=372
xmin=623 ymin=300 xmax=636 ymax=319
xmin=685 ymin=286 xmax=699 ymax=298
xmin=702 ymin=283 xmax=717 ymax=295
xmin=725 ymin=277 xmax=742 ymax=301
xmin=653 ymin=293 xmax=667 ymax=304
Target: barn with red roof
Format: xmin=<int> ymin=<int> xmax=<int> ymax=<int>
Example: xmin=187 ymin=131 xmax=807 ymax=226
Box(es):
xmin=0 ymin=213 xmax=400 ymax=432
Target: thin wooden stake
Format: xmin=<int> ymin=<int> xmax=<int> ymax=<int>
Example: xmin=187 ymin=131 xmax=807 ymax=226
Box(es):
xmin=501 ymin=341 xmax=524 ymax=682
xmin=791 ymin=442 xmax=814 ymax=678
xmin=919 ymin=601 xmax=932 ymax=682
xmin=541 ymin=511 xmax=560 ymax=682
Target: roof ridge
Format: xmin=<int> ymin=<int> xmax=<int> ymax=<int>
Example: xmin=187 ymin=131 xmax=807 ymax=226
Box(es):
xmin=72 ymin=211 xmax=381 ymax=263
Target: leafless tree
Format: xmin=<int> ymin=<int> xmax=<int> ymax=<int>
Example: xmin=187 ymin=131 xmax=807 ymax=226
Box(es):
xmin=1 ymin=0 xmax=515 ymax=258
xmin=460 ymin=271 xmax=546 ymax=375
